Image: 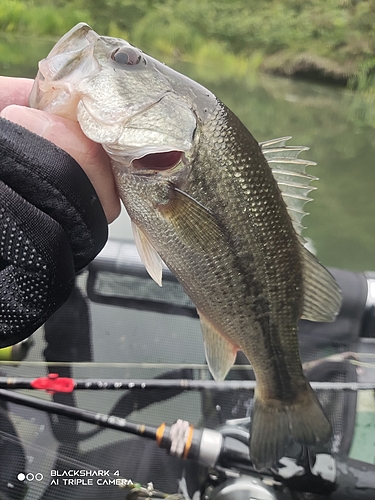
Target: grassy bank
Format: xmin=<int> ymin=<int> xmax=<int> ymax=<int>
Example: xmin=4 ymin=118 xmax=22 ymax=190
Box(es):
xmin=1 ymin=0 xmax=375 ymax=92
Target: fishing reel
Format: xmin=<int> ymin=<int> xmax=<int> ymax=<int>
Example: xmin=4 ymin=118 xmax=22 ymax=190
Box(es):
xmin=204 ymin=475 xmax=281 ymax=500
xmin=198 ymin=417 xmax=375 ymax=500
xmin=199 ymin=418 xmax=299 ymax=500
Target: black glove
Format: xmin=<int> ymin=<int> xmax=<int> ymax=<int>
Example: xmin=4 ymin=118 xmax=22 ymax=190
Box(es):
xmin=0 ymin=117 xmax=108 ymax=347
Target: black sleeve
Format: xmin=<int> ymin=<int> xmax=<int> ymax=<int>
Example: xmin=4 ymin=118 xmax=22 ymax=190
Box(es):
xmin=0 ymin=117 xmax=108 ymax=347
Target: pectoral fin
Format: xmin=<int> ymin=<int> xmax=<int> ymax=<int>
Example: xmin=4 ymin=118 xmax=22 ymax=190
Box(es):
xmin=132 ymin=221 xmax=164 ymax=286
xmin=198 ymin=310 xmax=238 ymax=381
xmin=159 ymin=187 xmax=226 ymax=252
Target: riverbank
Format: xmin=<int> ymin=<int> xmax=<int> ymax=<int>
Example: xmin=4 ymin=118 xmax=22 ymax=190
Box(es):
xmin=261 ymin=52 xmax=353 ymax=86
xmin=1 ymin=0 xmax=374 ymax=91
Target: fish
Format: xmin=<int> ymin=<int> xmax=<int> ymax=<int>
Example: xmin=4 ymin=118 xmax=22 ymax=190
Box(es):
xmin=29 ymin=23 xmax=342 ymax=470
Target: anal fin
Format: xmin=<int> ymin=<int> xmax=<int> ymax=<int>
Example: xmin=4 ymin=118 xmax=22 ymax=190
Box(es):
xmin=197 ymin=310 xmax=237 ymax=381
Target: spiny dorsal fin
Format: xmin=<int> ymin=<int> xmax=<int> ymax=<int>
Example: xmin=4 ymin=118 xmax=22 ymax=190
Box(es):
xmin=261 ymin=137 xmax=317 ymax=237
xmin=259 ymin=136 xmax=293 ymax=149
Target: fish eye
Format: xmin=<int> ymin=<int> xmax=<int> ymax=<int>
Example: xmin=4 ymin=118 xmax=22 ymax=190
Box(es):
xmin=111 ymin=47 xmax=142 ymax=66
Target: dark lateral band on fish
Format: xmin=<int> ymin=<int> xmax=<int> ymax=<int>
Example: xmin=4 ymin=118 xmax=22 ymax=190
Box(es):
xmin=29 ymin=23 xmax=342 ymax=471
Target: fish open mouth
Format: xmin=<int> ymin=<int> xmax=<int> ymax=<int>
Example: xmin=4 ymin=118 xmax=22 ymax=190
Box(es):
xmin=132 ymin=151 xmax=183 ymax=172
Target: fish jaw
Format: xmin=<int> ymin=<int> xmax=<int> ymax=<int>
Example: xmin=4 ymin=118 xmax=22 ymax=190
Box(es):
xmin=29 ymin=23 xmax=199 ymax=169
xmin=81 ymin=92 xmax=197 ymax=168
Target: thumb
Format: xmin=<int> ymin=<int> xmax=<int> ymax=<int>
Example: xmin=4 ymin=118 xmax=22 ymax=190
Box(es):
xmin=1 ymin=104 xmax=54 ymax=136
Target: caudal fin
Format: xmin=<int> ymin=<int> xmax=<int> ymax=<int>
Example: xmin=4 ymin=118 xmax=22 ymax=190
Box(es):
xmin=249 ymin=386 xmax=332 ymax=471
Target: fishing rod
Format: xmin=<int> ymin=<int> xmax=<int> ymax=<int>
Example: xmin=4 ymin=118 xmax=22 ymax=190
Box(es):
xmin=1 ymin=374 xmax=374 ymax=393
xmin=0 ymin=387 xmax=222 ymax=466
xmin=2 ymin=387 xmax=375 ymax=499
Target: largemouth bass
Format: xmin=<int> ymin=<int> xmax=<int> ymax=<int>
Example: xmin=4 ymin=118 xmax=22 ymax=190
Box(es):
xmin=29 ymin=23 xmax=341 ymax=470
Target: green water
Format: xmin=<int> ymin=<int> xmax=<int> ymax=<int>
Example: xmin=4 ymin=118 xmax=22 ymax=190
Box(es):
xmin=2 ymin=36 xmax=375 ymax=272
xmin=186 ymin=68 xmax=375 ymax=273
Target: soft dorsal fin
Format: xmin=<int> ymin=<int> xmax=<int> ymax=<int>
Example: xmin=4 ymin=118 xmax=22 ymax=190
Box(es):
xmin=300 ymin=246 xmax=341 ymax=321
xmin=260 ymin=137 xmax=318 ymax=237
xmin=261 ymin=138 xmax=342 ymax=319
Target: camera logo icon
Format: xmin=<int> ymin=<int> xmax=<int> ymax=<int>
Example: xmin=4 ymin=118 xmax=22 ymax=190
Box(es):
xmin=17 ymin=473 xmax=44 ymax=482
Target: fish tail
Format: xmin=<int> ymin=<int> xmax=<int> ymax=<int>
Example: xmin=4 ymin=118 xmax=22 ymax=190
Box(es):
xmin=249 ymin=385 xmax=332 ymax=470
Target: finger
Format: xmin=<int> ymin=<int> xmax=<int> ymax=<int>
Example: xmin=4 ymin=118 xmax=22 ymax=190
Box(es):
xmin=1 ymin=105 xmax=121 ymax=223
xmin=0 ymin=77 xmax=34 ymax=111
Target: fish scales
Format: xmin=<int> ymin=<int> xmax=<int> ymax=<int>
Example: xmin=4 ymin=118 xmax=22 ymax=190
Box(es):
xmin=183 ymin=103 xmax=306 ymax=391
xmin=29 ymin=23 xmax=341 ymax=470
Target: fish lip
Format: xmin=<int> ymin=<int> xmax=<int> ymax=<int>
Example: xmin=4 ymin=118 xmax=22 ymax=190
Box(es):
xmin=130 ymin=152 xmax=187 ymax=178
xmin=47 ymin=23 xmax=98 ymax=58
xmin=106 ymin=145 xmax=190 ymax=177
xmin=29 ymin=23 xmax=100 ymax=113
xmin=113 ymin=151 xmax=192 ymax=192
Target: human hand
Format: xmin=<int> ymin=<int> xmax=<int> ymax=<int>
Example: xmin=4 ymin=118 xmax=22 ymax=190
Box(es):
xmin=0 ymin=76 xmax=120 ymax=223
xmin=0 ymin=76 xmax=117 ymax=346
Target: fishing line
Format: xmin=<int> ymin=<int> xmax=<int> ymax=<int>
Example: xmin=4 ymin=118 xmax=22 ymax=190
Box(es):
xmin=1 ymin=353 xmax=374 ymax=369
